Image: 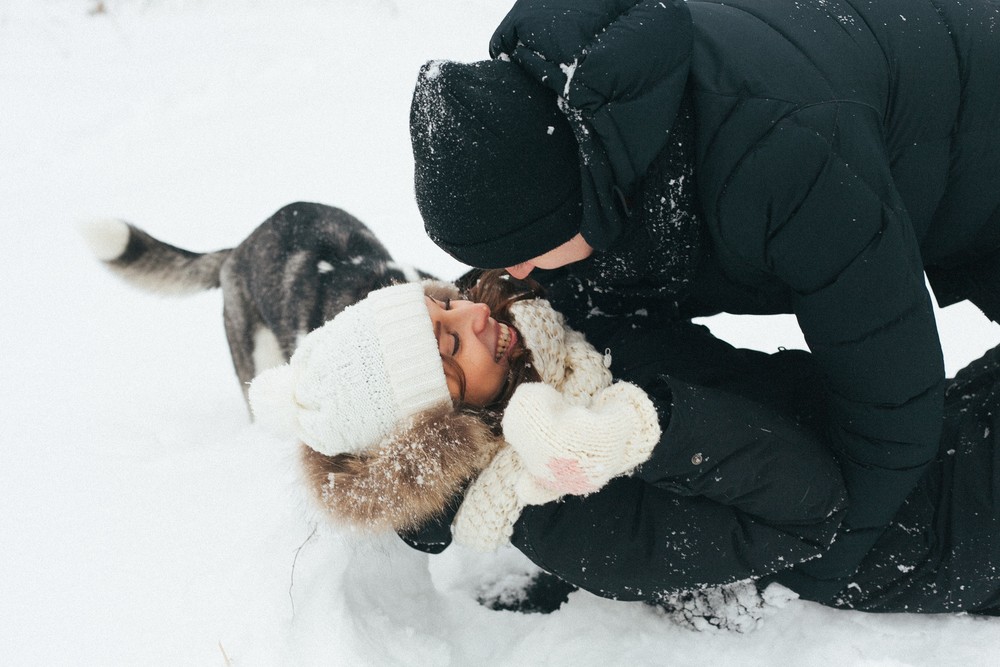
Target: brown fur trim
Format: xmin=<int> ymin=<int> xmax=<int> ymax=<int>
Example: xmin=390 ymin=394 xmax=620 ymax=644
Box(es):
xmin=300 ymin=405 xmax=502 ymax=532
xmin=421 ymin=279 xmax=462 ymax=302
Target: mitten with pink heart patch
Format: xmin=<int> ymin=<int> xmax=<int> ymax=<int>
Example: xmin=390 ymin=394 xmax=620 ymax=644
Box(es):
xmin=501 ymin=381 xmax=661 ymax=505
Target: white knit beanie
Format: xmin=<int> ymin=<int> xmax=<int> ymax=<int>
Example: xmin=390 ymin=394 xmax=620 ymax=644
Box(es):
xmin=248 ymin=282 xmax=452 ymax=456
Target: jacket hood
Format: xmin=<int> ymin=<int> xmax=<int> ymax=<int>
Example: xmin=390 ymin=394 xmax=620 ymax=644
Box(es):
xmin=490 ymin=0 xmax=692 ymax=250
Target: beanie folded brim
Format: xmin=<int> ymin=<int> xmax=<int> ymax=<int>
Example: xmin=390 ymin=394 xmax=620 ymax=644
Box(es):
xmin=426 ymin=185 xmax=583 ymax=269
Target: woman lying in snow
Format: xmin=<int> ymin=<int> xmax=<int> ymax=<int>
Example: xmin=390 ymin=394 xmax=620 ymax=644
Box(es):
xmin=249 ymin=270 xmax=1000 ymax=626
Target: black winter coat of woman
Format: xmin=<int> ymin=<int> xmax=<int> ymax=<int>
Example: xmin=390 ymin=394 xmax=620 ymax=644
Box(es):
xmin=428 ymin=0 xmax=1000 ymax=602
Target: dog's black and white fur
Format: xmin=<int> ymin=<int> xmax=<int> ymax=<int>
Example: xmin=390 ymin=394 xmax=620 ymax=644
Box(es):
xmin=82 ymin=201 xmax=433 ymax=405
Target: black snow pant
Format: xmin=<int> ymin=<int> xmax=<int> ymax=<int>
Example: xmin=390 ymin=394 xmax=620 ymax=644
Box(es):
xmin=832 ymin=343 xmax=1000 ymax=614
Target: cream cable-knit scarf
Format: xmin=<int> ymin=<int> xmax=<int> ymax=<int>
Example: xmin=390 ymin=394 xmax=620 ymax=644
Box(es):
xmin=512 ymin=299 xmax=612 ymax=404
xmin=452 ymin=298 xmax=615 ymax=550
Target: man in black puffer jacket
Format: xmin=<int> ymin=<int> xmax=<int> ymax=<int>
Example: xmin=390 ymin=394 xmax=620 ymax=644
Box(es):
xmin=409 ymin=0 xmax=1000 ymax=602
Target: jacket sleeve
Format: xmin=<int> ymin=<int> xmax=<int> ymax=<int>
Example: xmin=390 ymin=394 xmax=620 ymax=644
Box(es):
xmin=637 ymin=377 xmax=846 ymax=527
xmin=510 ymin=351 xmax=848 ymax=600
xmin=397 ymin=496 xmax=460 ymax=554
xmin=511 ymin=471 xmax=845 ymax=600
xmin=715 ymin=102 xmax=945 ymax=599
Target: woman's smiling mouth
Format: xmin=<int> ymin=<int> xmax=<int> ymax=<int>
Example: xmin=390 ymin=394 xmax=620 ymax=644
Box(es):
xmin=494 ymin=322 xmax=513 ymax=362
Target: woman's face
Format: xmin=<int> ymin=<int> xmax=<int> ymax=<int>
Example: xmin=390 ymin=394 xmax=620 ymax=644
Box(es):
xmin=425 ymin=296 xmax=519 ymax=406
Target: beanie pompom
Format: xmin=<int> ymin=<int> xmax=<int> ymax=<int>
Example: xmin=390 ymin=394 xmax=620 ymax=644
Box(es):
xmin=248 ymin=365 xmax=300 ymax=438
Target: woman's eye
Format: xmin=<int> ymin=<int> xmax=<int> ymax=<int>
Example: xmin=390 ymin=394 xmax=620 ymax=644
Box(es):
xmin=450 ymin=332 xmax=459 ymax=356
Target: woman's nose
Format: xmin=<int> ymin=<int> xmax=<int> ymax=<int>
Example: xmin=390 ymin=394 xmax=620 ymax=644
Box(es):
xmin=451 ymin=300 xmax=491 ymax=333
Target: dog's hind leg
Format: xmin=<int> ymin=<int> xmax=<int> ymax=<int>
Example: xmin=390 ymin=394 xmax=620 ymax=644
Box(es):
xmin=221 ymin=264 xmax=289 ymax=411
xmin=223 ymin=306 xmax=288 ymax=410
xmin=223 ymin=301 xmax=259 ymax=408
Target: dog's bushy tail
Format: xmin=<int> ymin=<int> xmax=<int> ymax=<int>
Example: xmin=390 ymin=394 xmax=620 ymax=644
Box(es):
xmin=80 ymin=219 xmax=231 ymax=295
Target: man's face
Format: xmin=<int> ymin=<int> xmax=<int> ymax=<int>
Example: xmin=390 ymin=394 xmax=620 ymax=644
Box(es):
xmin=505 ymin=233 xmax=594 ymax=279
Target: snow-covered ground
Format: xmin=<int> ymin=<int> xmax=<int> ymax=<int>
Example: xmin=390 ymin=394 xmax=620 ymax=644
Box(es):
xmin=2 ymin=1 xmax=998 ymax=665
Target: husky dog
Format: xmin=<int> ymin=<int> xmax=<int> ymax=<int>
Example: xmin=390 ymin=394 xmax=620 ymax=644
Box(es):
xmin=81 ymin=201 xmax=432 ymax=406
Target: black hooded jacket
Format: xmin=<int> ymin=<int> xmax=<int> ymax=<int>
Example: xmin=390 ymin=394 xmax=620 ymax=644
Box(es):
xmin=488 ymin=0 xmax=1000 ymax=600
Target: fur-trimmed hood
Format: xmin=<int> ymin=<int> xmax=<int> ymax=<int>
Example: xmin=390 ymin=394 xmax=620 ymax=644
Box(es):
xmin=301 ymin=404 xmax=503 ymax=533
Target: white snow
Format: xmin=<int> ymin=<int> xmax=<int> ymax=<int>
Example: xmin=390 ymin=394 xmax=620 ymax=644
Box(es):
xmin=2 ymin=1 xmax=999 ymax=665
xmin=560 ymin=59 xmax=579 ymax=98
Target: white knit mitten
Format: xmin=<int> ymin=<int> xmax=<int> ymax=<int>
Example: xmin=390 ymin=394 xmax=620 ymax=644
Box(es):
xmin=501 ymin=381 xmax=661 ymax=504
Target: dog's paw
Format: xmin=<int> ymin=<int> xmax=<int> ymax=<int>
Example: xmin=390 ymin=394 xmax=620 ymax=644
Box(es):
xmin=80 ymin=218 xmax=130 ymax=261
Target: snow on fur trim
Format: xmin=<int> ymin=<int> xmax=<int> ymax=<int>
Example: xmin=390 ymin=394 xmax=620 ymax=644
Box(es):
xmin=300 ymin=404 xmax=502 ymax=532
